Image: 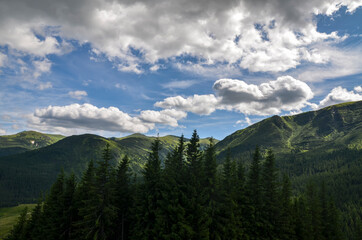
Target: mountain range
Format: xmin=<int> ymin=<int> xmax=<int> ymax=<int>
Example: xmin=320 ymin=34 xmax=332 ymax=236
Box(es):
xmin=0 ymin=101 xmax=361 ymax=211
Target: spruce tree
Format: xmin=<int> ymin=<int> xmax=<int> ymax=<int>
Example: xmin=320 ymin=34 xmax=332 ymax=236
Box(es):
xmin=114 ymin=155 xmax=132 ymax=240
xmin=203 ymin=138 xmax=222 ymax=240
xmin=279 ymin=174 xmax=295 ymax=239
xmin=220 ymin=148 xmax=238 ymax=239
xmin=74 ymin=160 xmax=97 ymax=239
xmin=186 ymin=130 xmax=209 ymax=240
xmin=261 ymin=149 xmax=279 ymax=239
xmin=60 ymin=173 xmax=77 ymax=240
xmin=246 ymin=146 xmax=262 ymax=240
xmin=25 ymin=200 xmax=44 ymax=240
xmin=42 ymin=169 xmax=65 ymax=240
xmin=132 ymin=138 xmax=163 ymax=240
xmin=5 ymin=207 xmax=28 ymax=240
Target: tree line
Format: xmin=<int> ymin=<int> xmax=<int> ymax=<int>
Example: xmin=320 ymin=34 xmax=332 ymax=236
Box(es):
xmin=6 ymin=130 xmax=347 ymax=240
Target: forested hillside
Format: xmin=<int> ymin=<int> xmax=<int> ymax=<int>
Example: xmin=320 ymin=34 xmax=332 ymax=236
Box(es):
xmin=0 ymin=133 xmax=212 ymax=206
xmin=5 ymin=132 xmax=355 ymax=240
xmin=0 ymin=131 xmax=64 ymax=157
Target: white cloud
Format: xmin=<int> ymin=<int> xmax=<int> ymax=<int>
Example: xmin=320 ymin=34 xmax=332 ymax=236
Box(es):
xmin=318 ymin=86 xmax=362 ymax=108
xmin=0 ymin=128 xmax=6 ymax=135
xmin=214 ymin=76 xmax=314 ymax=115
xmin=38 ymin=82 xmax=52 ymax=90
xmin=354 ymin=86 xmax=362 ymax=92
xmin=33 ymin=58 xmax=52 ymax=78
xmin=155 ymin=94 xmax=219 ymax=115
xmin=156 ymin=76 xmax=314 ymax=116
xmin=28 ymin=103 xmax=186 ymax=135
xmin=0 ymin=0 xmax=359 ymax=75
xmin=296 ymin=47 xmax=362 ymax=82
xmin=139 ymin=109 xmax=187 ymax=127
xmin=162 ymin=80 xmax=198 ymax=89
xmin=68 ymin=90 xmax=88 ymax=100
xmin=28 ymin=103 xmax=154 ymax=134
xmin=0 ymin=52 xmax=7 ymax=67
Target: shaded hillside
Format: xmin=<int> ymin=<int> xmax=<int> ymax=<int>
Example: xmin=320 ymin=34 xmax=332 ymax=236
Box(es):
xmin=216 ymin=101 xmax=362 ymax=160
xmin=0 ymin=131 xmax=64 ymax=157
xmin=0 ymin=132 xmax=213 ymax=206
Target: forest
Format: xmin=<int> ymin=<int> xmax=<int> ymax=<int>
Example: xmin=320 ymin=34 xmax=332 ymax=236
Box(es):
xmin=5 ymin=130 xmax=360 ymax=240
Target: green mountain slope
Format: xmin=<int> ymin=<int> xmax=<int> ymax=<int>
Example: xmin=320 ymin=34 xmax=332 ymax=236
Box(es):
xmin=0 ymin=131 xmax=64 ymax=157
xmin=0 ymin=132 xmax=213 ymax=206
xmin=216 ymin=101 xmax=362 ymax=159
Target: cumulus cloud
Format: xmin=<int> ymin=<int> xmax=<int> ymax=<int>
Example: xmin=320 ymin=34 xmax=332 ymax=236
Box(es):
xmin=354 ymin=86 xmax=362 ymax=92
xmin=28 ymin=103 xmax=186 ymax=135
xmin=318 ymin=86 xmax=362 ymax=108
xmin=139 ymin=109 xmax=187 ymax=127
xmin=214 ymin=76 xmax=314 ymax=115
xmin=0 ymin=128 xmax=6 ymax=135
xmin=0 ymin=0 xmax=359 ymax=75
xmin=68 ymin=90 xmax=88 ymax=100
xmin=155 ymin=94 xmax=219 ymax=115
xmin=156 ymin=76 xmax=314 ymax=116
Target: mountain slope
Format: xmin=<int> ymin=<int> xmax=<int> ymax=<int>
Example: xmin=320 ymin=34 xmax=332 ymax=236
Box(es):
xmin=215 ymin=101 xmax=362 ymax=160
xmin=0 ymin=132 xmax=213 ymax=206
xmin=0 ymin=131 xmax=64 ymax=157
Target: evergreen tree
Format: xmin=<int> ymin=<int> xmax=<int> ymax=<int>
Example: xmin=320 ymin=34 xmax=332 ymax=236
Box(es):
xmin=246 ymin=146 xmax=262 ymax=240
xmin=159 ymin=135 xmax=192 ymax=239
xmin=186 ymin=130 xmax=209 ymax=240
xmin=25 ymin=200 xmax=44 ymax=240
xmin=5 ymin=207 xmax=28 ymax=240
xmin=74 ymin=160 xmax=97 ymax=240
xmin=61 ymin=173 xmax=77 ymax=240
xmin=42 ymin=170 xmax=65 ymax=240
xmin=261 ymin=149 xmax=279 ymax=239
xmin=91 ymin=143 xmax=117 ymax=240
xmin=279 ymin=174 xmax=295 ymax=240
xmin=220 ymin=148 xmax=238 ymax=239
xmin=114 ymin=155 xmax=132 ymax=240
xmin=203 ymin=138 xmax=222 ymax=240
xmin=235 ymin=158 xmax=248 ymax=240
xmin=132 ymin=138 xmax=163 ymax=240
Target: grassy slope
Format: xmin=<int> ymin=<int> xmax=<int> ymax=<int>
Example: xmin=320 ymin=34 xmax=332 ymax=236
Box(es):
xmin=215 ymin=101 xmax=362 ymax=159
xmin=0 ymin=204 xmax=36 ymax=239
xmin=0 ymin=131 xmax=64 ymax=157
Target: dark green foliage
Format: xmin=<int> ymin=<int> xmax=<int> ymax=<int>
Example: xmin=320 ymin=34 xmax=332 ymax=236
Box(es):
xmin=114 ymin=155 xmax=132 ymax=240
xmin=5 ymin=131 xmax=353 ymax=240
xmin=5 ymin=207 xmax=28 ymax=240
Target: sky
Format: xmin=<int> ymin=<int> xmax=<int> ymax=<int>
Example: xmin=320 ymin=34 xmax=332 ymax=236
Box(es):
xmin=0 ymin=0 xmax=361 ymax=140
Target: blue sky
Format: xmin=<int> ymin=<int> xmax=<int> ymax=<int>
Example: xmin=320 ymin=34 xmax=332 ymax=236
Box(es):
xmin=0 ymin=0 xmax=361 ymax=140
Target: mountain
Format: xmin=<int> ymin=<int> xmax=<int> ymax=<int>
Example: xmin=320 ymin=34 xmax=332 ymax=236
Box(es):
xmin=216 ymin=101 xmax=362 ymax=160
xmin=0 ymin=131 xmax=64 ymax=157
xmin=0 ymin=132 xmax=213 ymax=206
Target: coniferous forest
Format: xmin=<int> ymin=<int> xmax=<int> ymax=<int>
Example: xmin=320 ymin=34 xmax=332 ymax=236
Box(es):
xmin=6 ymin=130 xmax=355 ymax=240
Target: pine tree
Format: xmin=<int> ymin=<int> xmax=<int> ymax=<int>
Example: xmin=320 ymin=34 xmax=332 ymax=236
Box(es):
xmin=132 ymin=138 xmax=163 ymax=240
xmin=60 ymin=173 xmax=77 ymax=240
xmin=74 ymin=160 xmax=97 ymax=239
xmin=186 ymin=130 xmax=209 ymax=240
xmin=5 ymin=207 xmax=28 ymax=240
xmin=25 ymin=200 xmax=44 ymax=240
xmin=91 ymin=143 xmax=117 ymax=240
xmin=278 ymin=174 xmax=295 ymax=239
xmin=246 ymin=146 xmax=262 ymax=240
xmin=261 ymin=149 xmax=279 ymax=239
xmin=235 ymin=158 xmax=248 ymax=240
xmin=42 ymin=169 xmax=65 ymax=240
xmin=114 ymin=155 xmax=132 ymax=240
xmin=203 ymin=138 xmax=223 ymax=240
xmin=220 ymin=148 xmax=238 ymax=239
